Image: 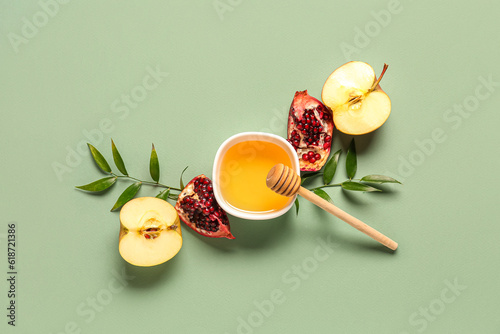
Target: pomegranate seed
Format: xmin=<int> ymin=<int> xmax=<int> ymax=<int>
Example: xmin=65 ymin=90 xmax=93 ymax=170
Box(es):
xmin=309 ymin=157 xmax=316 ymax=163
xmin=302 ymin=154 xmax=309 ymax=161
xmin=325 ymin=135 xmax=331 ymax=142
xmin=304 ymin=124 xmax=310 ymax=130
xmin=314 ymin=153 xmax=321 ymax=160
xmin=145 ymin=234 xmax=151 ymax=239
xmin=308 ymin=151 xmax=314 ymax=157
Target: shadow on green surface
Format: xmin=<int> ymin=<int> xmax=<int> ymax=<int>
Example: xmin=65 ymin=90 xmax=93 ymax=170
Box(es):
xmin=74 ymin=187 xmax=112 ymax=197
xmin=183 ymin=212 xmax=293 ymax=252
xmin=106 ymin=229 xmax=183 ymax=289
xmin=338 ymin=189 xmax=367 ymax=205
xmin=335 ymin=130 xmax=379 ymax=154
xmin=327 ymin=231 xmax=397 ymax=255
xmin=229 ymin=213 xmax=293 ymax=249
xmin=121 ymin=256 xmax=181 ymax=289
xmin=370 ymin=184 xmax=401 ymax=195
xmin=183 ymin=228 xmax=236 ymax=252
xmin=310 ymin=205 xmax=397 ymax=255
xmin=332 ymin=230 xmax=399 ymax=254
xmin=353 ymin=241 xmax=398 ymax=254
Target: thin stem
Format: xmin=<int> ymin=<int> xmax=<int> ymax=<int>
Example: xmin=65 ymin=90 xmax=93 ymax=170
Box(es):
xmin=310 ymin=183 xmax=342 ymax=191
xmin=112 ymin=173 xmax=182 ymax=191
xmin=309 ymin=178 xmax=366 ymax=191
xmin=370 ymin=63 xmax=388 ymax=91
xmin=348 ymin=63 xmax=388 ymax=107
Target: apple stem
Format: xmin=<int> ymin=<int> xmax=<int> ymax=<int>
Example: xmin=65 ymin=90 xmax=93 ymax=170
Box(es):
xmin=370 ymin=63 xmax=388 ymax=92
xmin=347 ymin=64 xmax=388 ymax=106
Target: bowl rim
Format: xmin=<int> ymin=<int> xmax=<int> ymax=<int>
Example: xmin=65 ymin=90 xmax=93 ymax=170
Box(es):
xmin=212 ymin=132 xmax=300 ymax=220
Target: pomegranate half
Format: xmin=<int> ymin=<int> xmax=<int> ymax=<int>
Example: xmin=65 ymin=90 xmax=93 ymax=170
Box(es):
xmin=287 ymin=90 xmax=334 ymax=171
xmin=175 ymin=175 xmax=234 ymax=239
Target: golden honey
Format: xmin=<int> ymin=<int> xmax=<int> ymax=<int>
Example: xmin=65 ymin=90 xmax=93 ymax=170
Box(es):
xmin=219 ymin=140 xmax=293 ymax=213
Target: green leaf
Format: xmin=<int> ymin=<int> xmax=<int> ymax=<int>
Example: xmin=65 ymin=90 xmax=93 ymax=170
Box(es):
xmin=313 ymin=188 xmax=333 ymax=203
xmin=301 ymin=171 xmax=322 ymax=185
xmin=111 ymin=139 xmax=128 ymax=175
xmin=111 ymin=182 xmax=142 ymax=211
xmin=179 ymin=166 xmax=189 ymax=189
xmin=294 ymin=198 xmax=300 ymax=216
xmin=341 ymin=181 xmax=381 ymax=192
xmin=149 ymin=144 xmax=160 ymax=182
xmin=346 ymin=139 xmax=357 ymax=180
xmin=360 ymin=175 xmax=402 ymax=184
xmin=323 ymin=149 xmax=342 ymax=185
xmin=156 ymin=188 xmax=171 ymax=201
xmin=88 ymin=144 xmax=111 ymax=173
xmin=76 ymin=177 xmax=117 ymax=192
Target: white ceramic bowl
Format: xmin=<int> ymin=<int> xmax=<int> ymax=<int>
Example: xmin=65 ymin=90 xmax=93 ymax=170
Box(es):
xmin=212 ymin=132 xmax=300 ymax=220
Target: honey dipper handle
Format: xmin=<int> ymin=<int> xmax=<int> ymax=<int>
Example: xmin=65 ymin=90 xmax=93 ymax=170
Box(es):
xmin=297 ymin=187 xmax=398 ymax=250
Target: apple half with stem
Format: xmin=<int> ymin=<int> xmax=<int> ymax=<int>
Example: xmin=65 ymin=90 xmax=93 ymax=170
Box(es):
xmin=119 ymin=197 xmax=182 ymax=267
xmin=321 ymin=61 xmax=391 ymax=135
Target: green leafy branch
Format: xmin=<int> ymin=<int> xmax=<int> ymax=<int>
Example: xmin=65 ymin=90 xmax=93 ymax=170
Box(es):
xmin=75 ymin=139 xmax=188 ymax=211
xmin=294 ymin=138 xmax=401 ymax=215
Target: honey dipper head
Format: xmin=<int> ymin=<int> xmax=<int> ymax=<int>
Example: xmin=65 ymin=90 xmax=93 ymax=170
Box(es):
xmin=266 ymin=164 xmax=301 ymax=197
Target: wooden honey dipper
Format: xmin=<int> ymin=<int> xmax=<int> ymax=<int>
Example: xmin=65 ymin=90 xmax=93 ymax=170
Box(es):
xmin=266 ymin=164 xmax=398 ymax=250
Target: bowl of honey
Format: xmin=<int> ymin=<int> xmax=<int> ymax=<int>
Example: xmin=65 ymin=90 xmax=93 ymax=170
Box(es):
xmin=212 ymin=132 xmax=300 ymax=220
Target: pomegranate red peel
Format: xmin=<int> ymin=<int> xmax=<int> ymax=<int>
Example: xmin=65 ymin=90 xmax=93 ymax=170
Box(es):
xmin=287 ymin=90 xmax=334 ymax=171
xmin=175 ymin=175 xmax=234 ymax=239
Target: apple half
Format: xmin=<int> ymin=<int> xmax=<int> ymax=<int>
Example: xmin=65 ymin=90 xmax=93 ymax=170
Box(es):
xmin=119 ymin=197 xmax=182 ymax=267
xmin=321 ymin=61 xmax=391 ymax=135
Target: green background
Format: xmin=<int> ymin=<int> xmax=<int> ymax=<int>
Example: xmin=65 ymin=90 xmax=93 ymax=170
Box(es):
xmin=1 ymin=0 xmax=499 ymax=333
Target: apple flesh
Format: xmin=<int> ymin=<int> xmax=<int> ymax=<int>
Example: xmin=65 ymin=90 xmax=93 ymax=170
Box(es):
xmin=321 ymin=61 xmax=391 ymax=135
xmin=119 ymin=197 xmax=182 ymax=267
